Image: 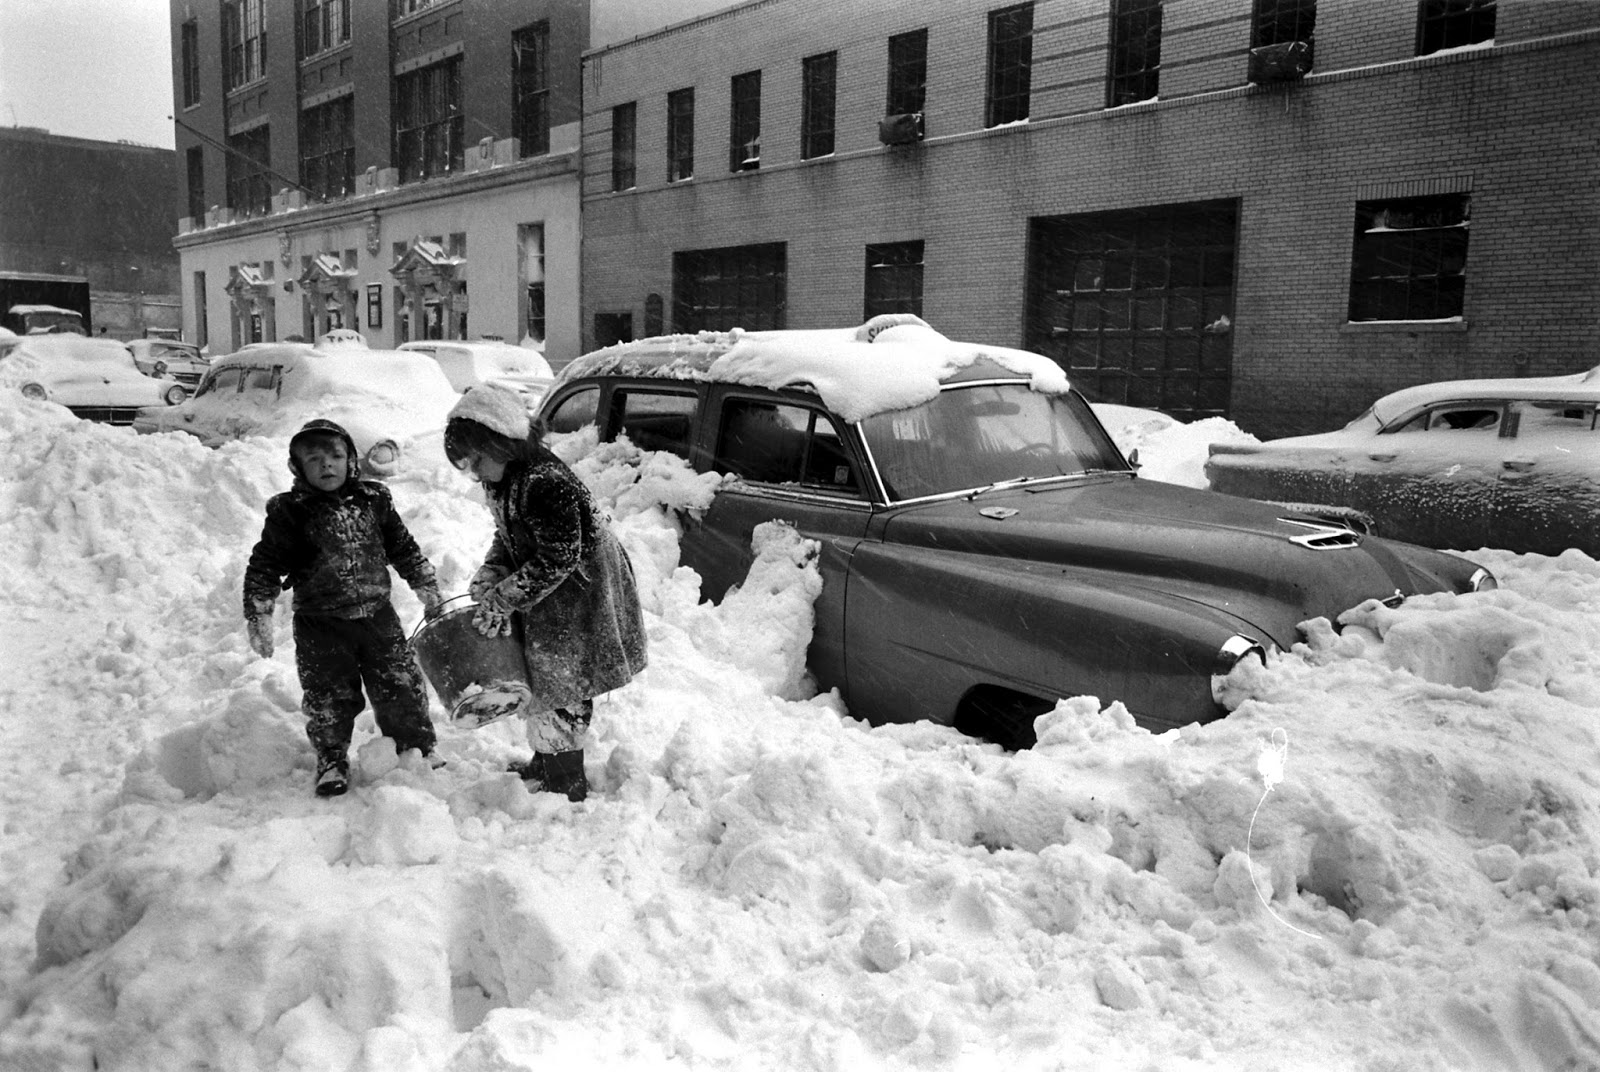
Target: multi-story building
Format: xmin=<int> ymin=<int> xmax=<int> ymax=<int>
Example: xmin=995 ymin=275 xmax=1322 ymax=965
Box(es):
xmin=169 ymin=0 xmax=598 ymax=359
xmin=580 ymin=0 xmax=1600 ymax=437
xmin=0 ymin=126 xmax=181 ymax=340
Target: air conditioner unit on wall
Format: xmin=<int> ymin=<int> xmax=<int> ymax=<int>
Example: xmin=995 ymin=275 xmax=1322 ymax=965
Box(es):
xmin=878 ymin=112 xmax=924 ymax=146
xmin=1249 ymin=40 xmax=1312 ymax=84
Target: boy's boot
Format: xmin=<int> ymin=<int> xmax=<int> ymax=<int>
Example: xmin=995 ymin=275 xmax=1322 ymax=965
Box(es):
xmin=517 ymin=751 xmax=588 ymax=803
xmin=314 ymin=753 xmax=350 ymax=797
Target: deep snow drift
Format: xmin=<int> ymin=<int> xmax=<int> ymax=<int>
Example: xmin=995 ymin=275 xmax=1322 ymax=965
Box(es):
xmin=1 ymin=393 xmax=1598 ymax=1071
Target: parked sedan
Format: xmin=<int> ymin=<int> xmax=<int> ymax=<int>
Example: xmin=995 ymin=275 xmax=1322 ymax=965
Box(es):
xmin=1205 ymin=368 xmax=1600 ymax=557
xmin=2 ymin=334 xmax=187 ymax=423
xmin=132 ymin=341 xmax=460 ymax=477
xmin=126 ymin=338 xmax=211 ymax=390
xmin=399 ymin=340 xmax=554 ymax=408
xmin=539 ymin=315 xmax=1495 ymax=747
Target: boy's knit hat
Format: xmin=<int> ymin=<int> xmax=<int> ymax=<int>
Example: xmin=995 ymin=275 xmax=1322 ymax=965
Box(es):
xmin=448 ymin=384 xmax=530 ymax=441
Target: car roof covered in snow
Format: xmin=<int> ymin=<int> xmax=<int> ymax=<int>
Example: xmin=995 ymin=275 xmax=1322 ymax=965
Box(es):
xmin=556 ymin=315 xmax=1072 ymax=423
xmin=1371 ymin=366 xmax=1600 ymax=427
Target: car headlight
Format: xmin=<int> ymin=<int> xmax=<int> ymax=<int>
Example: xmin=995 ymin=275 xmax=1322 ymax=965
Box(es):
xmin=162 ymin=384 xmax=188 ymax=406
xmin=1469 ymin=567 xmax=1497 ymax=593
xmin=20 ymin=383 xmax=48 ymax=402
xmin=1211 ymin=634 xmax=1269 ymax=709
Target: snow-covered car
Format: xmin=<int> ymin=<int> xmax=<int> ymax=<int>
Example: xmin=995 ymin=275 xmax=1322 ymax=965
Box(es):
xmin=130 ymin=341 xmax=460 ymax=477
xmin=539 ymin=314 xmax=1496 ymax=747
xmin=1205 ymin=368 xmax=1600 ymax=557
xmin=399 ymin=340 xmax=554 ymax=408
xmin=1 ymin=333 xmax=188 ymax=424
xmin=126 ymin=338 xmax=211 ymax=390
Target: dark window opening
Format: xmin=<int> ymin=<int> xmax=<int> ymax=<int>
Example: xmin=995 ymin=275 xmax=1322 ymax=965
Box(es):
xmin=181 ymin=20 xmax=202 ymax=107
xmin=887 ymin=29 xmax=928 ymax=117
xmin=1252 ymin=0 xmax=1316 ymax=49
xmin=729 ymin=70 xmax=762 ymax=172
xmin=594 ymin=313 xmax=634 ymax=350
xmin=802 ymin=52 xmax=837 ymax=160
xmin=1417 ymin=0 xmax=1496 ymax=56
xmin=395 ymin=57 xmax=463 ymax=182
xmin=226 ymin=125 xmax=272 ymax=218
xmin=1108 ymin=0 xmax=1162 ymax=107
xmin=986 ymin=4 xmax=1033 ymax=127
xmin=715 ymin=400 xmax=860 ymax=493
xmin=611 ymin=102 xmax=637 ymax=191
xmin=301 ymin=0 xmax=349 ymax=58
xmin=864 ymin=241 xmax=925 ymax=320
xmin=299 ymin=96 xmax=354 ymax=201
xmin=1348 ymin=194 xmax=1469 ymax=322
xmin=224 ymin=0 xmax=266 ymax=91
xmin=667 ymin=87 xmax=695 ymax=182
xmin=513 ymin=22 xmax=550 ymax=158
xmin=186 ymin=147 xmax=206 ymax=223
xmin=673 ymin=243 xmax=787 ymax=333
xmin=616 ymin=390 xmax=698 ymax=460
xmin=644 ymin=293 xmax=665 ymax=336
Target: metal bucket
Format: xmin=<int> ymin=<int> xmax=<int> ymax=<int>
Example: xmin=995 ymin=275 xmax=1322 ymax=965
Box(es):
xmin=411 ymin=596 xmax=531 ymax=728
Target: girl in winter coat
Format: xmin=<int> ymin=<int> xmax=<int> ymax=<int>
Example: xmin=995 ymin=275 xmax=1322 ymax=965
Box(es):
xmin=444 ymin=384 xmax=647 ymax=801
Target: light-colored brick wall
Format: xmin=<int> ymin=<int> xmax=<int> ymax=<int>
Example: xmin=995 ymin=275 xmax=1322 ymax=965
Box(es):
xmin=581 ymin=0 xmax=1600 ymax=437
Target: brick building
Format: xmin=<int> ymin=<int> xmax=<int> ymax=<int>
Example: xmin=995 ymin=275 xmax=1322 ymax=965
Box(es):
xmin=168 ymin=0 xmax=595 ymax=359
xmin=0 ymin=126 xmax=181 ymax=339
xmin=579 ymin=0 xmax=1600 ymax=438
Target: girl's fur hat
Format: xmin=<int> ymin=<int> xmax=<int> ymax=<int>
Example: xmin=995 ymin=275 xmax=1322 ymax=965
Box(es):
xmin=448 ymin=384 xmax=531 ymax=441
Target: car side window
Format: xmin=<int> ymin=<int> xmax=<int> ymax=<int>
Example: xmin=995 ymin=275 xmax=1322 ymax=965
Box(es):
xmin=715 ymin=399 xmax=860 ymax=494
xmin=616 ymin=389 xmax=697 ymax=460
xmin=199 ymin=367 xmax=244 ymax=396
xmin=545 ymin=386 xmax=600 ymax=434
xmin=242 ymin=366 xmax=282 ymax=394
xmin=1514 ymin=400 xmax=1598 ymax=439
xmin=1406 ymin=404 xmax=1502 ymax=432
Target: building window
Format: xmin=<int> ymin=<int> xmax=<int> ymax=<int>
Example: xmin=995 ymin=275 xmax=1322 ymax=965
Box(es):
xmin=224 ymin=0 xmax=266 ymax=91
xmin=887 ymin=29 xmax=928 ymax=118
xmin=801 ymin=52 xmax=836 ymax=160
xmin=594 ymin=313 xmax=634 ymax=349
xmin=864 ymin=242 xmax=925 ymax=319
xmin=1108 ymin=0 xmax=1162 ymax=107
xmin=519 ymin=224 xmax=545 ymax=344
xmin=513 ymin=22 xmax=550 ymax=158
xmin=1416 ymin=0 xmax=1495 ymax=56
xmin=225 ymin=125 xmax=272 ymax=218
xmin=186 ymin=147 xmax=206 ymax=223
xmin=1252 ymin=0 xmax=1316 ymax=50
xmin=1349 ymin=194 xmax=1469 ymax=322
xmin=986 ymin=3 xmax=1033 ymax=127
xmin=301 ymin=0 xmax=349 ymax=58
xmin=395 ymin=0 xmax=440 ymax=16
xmin=181 ymin=20 xmax=202 ymax=107
xmin=667 ymin=87 xmax=695 ymax=182
xmin=673 ymin=243 xmax=787 ymax=332
xmin=644 ymin=293 xmax=664 ymax=336
xmin=611 ymin=102 xmax=636 ymax=191
xmin=299 ymin=96 xmax=354 ymax=201
xmin=729 ymin=71 xmax=761 ymax=172
xmin=194 ymin=271 xmax=208 ymax=347
xmin=395 ymin=57 xmax=463 ymax=182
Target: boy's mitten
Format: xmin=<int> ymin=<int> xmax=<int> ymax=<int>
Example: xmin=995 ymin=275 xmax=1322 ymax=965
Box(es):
xmin=415 ymin=583 xmax=443 ymax=618
xmin=472 ymin=604 xmax=515 ymax=638
xmin=246 ymin=604 xmax=274 ymax=658
xmin=468 ymin=566 xmax=510 ymax=603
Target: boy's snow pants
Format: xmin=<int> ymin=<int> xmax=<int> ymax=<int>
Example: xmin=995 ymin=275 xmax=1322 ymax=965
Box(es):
xmin=293 ymin=604 xmax=435 ymax=761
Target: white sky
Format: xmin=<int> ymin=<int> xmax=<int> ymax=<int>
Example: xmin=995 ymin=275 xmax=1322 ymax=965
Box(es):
xmin=0 ymin=0 xmax=175 ymax=148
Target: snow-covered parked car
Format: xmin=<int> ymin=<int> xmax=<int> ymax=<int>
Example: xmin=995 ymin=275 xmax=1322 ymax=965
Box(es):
xmin=130 ymin=341 xmax=460 ymax=477
xmin=539 ymin=314 xmax=1497 ymax=747
xmin=399 ymin=339 xmax=554 ymax=408
xmin=126 ymin=338 xmax=211 ymax=390
xmin=1205 ymin=367 xmax=1600 ymax=557
xmin=1 ymin=333 xmax=188 ymax=424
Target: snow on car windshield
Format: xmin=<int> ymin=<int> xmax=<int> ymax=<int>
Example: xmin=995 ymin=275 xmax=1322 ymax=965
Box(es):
xmin=862 ymin=382 xmax=1129 ymax=500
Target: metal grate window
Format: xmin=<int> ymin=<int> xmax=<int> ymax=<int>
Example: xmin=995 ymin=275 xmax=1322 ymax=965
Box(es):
xmin=1348 ymin=194 xmax=1469 ymax=322
xmin=299 ymin=96 xmax=354 ymax=201
xmin=394 ymin=57 xmax=463 ymax=182
xmin=986 ymin=4 xmax=1033 ymax=127
xmin=802 ymin=52 xmax=837 ymax=160
xmin=864 ymin=242 xmax=925 ymax=320
xmin=301 ymin=0 xmax=349 ymax=58
xmin=224 ymin=0 xmax=266 ymax=90
xmin=181 ymin=20 xmax=201 ymax=106
xmin=225 ymin=125 xmax=272 ymax=218
xmin=1416 ymin=0 xmax=1495 ymax=56
xmin=673 ymin=243 xmax=786 ymax=333
xmin=1108 ymin=0 xmax=1162 ymax=107
xmin=513 ymin=23 xmax=550 ymax=158
xmin=611 ymin=102 xmax=636 ymax=191
xmin=887 ymin=29 xmax=928 ymax=117
xmin=729 ymin=70 xmax=762 ymax=172
xmin=667 ymin=87 xmax=695 ymax=182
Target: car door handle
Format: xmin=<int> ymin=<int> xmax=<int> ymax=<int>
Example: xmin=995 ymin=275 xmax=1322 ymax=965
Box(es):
xmin=1501 ymin=460 xmax=1536 ymax=473
xmin=1368 ymin=453 xmax=1396 ymax=462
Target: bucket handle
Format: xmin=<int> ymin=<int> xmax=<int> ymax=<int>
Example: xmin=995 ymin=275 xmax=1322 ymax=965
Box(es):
xmin=410 ymin=593 xmax=476 ymax=642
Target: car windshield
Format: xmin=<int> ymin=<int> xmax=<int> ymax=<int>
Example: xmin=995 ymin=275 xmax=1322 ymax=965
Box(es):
xmin=859 ymin=382 xmax=1130 ymax=501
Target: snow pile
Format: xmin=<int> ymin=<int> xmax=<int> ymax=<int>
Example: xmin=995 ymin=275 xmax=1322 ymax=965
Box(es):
xmin=1 ymin=391 xmax=1600 ymax=1070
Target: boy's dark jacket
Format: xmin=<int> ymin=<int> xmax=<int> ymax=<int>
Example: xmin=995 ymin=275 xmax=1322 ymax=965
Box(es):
xmin=244 ymin=420 xmax=436 ymax=619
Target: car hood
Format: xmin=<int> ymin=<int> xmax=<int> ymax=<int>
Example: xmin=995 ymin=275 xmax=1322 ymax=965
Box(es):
xmin=879 ymin=476 xmax=1474 ymax=647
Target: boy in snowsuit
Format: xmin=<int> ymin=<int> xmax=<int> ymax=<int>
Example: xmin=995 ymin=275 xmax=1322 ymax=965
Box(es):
xmin=244 ymin=419 xmax=443 ymax=797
